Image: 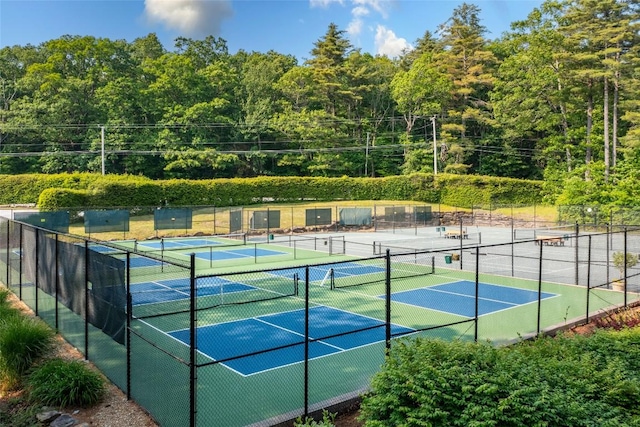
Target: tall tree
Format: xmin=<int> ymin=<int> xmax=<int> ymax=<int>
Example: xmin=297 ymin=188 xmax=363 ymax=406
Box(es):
xmin=306 ymin=23 xmax=353 ymax=116
xmin=435 ymin=3 xmax=497 ymax=173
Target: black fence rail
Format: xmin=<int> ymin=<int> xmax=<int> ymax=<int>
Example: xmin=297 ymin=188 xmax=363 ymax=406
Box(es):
xmin=2 ymin=217 xmax=640 ymax=426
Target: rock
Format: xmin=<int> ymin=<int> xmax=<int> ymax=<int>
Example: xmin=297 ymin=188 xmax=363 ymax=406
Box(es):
xmin=50 ymin=414 xmax=77 ymax=427
xmin=36 ymin=410 xmax=60 ymax=423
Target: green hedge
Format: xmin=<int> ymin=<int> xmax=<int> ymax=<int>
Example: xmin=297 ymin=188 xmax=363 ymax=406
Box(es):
xmin=3 ymin=173 xmax=544 ymax=210
xmin=0 ymin=173 xmax=101 ymax=205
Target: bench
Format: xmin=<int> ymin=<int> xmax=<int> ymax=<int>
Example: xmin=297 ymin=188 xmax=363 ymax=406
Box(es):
xmin=444 ymin=230 xmax=468 ymax=239
xmin=535 ymin=235 xmax=564 ymax=246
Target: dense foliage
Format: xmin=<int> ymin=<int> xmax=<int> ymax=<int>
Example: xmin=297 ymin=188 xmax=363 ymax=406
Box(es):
xmin=360 ymin=330 xmax=640 ymax=426
xmin=1 ymin=0 xmax=638 ymax=209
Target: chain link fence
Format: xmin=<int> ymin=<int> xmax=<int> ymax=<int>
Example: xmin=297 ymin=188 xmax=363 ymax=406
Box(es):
xmin=1 ymin=216 xmax=640 ymax=426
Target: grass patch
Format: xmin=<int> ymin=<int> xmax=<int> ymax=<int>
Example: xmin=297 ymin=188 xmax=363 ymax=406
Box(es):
xmin=27 ymin=359 xmax=105 ymax=407
xmin=0 ymin=314 xmax=54 ymax=391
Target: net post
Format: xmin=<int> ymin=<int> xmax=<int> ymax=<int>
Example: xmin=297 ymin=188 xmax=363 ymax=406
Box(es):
xmin=189 ymin=253 xmax=197 ymax=427
xmin=431 ymin=255 xmax=435 ymax=274
xmin=385 ymin=249 xmax=391 ymax=351
xmin=330 ymin=268 xmax=335 ymax=290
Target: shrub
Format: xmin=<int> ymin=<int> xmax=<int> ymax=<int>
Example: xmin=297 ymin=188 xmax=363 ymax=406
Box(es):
xmin=294 ymin=410 xmax=336 ymax=426
xmin=360 ymin=335 xmax=640 ymax=426
xmin=27 ymin=359 xmax=105 ymax=407
xmin=0 ymin=316 xmax=54 ymax=390
xmin=0 ymin=288 xmax=20 ymax=323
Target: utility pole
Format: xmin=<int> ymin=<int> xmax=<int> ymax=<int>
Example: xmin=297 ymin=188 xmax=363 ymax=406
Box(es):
xmin=100 ymin=125 xmax=105 ymax=175
xmin=430 ymin=116 xmax=437 ymax=175
xmin=365 ymin=132 xmax=370 ymax=176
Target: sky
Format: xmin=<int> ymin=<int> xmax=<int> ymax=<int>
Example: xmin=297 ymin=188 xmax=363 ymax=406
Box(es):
xmin=0 ymin=0 xmax=544 ymax=61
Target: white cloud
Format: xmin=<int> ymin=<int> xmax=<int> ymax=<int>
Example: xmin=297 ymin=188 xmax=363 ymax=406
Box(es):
xmin=353 ymin=0 xmax=389 ymax=19
xmin=375 ymin=25 xmax=411 ymax=58
xmin=310 ymin=0 xmax=345 ymax=8
xmin=308 ymin=0 xmax=408 ymax=57
xmin=347 ymin=18 xmax=364 ymax=36
xmin=144 ymin=0 xmax=233 ymax=37
xmin=351 ymin=5 xmax=370 ymax=17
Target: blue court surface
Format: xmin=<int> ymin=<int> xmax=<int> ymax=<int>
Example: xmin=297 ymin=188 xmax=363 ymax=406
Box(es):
xmin=86 ymin=245 xmax=164 ymax=268
xmin=131 ymin=277 xmax=254 ymax=305
xmin=193 ymin=247 xmax=287 ymax=261
xmin=385 ymin=280 xmax=557 ymax=317
xmin=137 ymin=239 xmax=223 ymax=250
xmin=270 ymin=262 xmax=385 ymax=282
xmin=168 ymin=306 xmax=414 ymax=375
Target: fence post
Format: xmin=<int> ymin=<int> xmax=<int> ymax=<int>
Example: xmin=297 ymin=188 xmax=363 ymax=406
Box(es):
xmin=304 ymin=265 xmax=310 ymax=417
xmin=84 ymin=241 xmax=89 ymax=360
xmin=459 ymin=218 xmax=463 ymax=270
xmin=55 ymin=235 xmax=59 ymax=331
xmin=385 ymin=249 xmax=391 ymax=350
xmin=126 ymin=252 xmax=132 ymax=401
xmin=537 ymin=239 xmax=543 ymax=336
xmin=574 ymin=223 xmax=580 ymax=287
xmin=606 ymin=224 xmax=611 ymax=287
xmin=474 ymin=248 xmax=479 ymax=342
xmin=586 ymin=236 xmax=592 ymax=322
xmin=189 ymin=253 xmax=197 ymax=427
xmin=34 ymin=229 xmax=39 ymax=316
xmin=18 ymin=223 xmax=23 ymax=300
xmin=5 ymin=219 xmax=9 ymax=288
xmin=624 ymin=228 xmax=628 ymax=307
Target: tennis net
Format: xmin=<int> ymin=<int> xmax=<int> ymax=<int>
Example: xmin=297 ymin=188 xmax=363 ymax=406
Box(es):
xmin=131 ymin=270 xmax=298 ymax=318
xmin=331 ymin=253 xmax=435 ymax=289
xmin=373 ymin=234 xmax=481 ymax=255
xmin=134 ymin=233 xmax=247 ymax=253
xmin=513 ymin=225 xmax=575 ymax=241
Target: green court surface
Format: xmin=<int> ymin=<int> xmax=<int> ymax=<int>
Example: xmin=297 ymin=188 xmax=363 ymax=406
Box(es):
xmin=6 ymin=226 xmax=640 ymax=427
xmin=128 ymin=258 xmax=634 ymax=427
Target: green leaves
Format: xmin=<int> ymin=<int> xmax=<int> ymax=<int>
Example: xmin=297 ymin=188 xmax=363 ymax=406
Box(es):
xmin=27 ymin=359 xmax=105 ymax=407
xmin=361 ymin=331 xmax=640 ymax=426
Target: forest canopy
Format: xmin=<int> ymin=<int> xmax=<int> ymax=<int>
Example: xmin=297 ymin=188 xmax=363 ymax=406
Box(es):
xmin=0 ymin=0 xmax=639 ymax=207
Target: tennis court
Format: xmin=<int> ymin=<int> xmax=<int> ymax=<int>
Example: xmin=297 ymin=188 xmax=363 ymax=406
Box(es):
xmin=5 ymin=218 xmax=640 ymax=427
xmin=385 ymin=280 xmax=557 ymax=317
xmin=168 ymin=305 xmax=414 ymax=376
